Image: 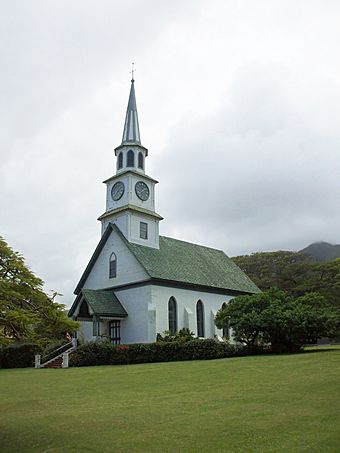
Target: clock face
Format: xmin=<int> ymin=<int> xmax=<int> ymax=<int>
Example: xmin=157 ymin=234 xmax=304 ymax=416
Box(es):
xmin=111 ymin=181 xmax=125 ymax=201
xmin=135 ymin=181 xmax=150 ymax=201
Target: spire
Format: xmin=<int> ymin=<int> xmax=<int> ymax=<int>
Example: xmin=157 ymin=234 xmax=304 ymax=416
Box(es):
xmin=121 ymin=79 xmax=141 ymax=145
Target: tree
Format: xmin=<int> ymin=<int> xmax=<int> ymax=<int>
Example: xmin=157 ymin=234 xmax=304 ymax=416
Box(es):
xmin=232 ymin=251 xmax=313 ymax=292
xmin=215 ymin=288 xmax=340 ymax=353
xmin=232 ymin=252 xmax=340 ymax=307
xmin=0 ymin=237 xmax=78 ymax=346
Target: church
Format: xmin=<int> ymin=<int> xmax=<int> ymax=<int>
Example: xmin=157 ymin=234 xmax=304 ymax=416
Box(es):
xmin=68 ymin=77 xmax=259 ymax=344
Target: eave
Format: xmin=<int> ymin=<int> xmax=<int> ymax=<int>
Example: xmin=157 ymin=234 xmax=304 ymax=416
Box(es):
xmin=97 ymin=205 xmax=163 ymax=221
xmin=103 ymin=170 xmax=158 ymax=184
xmin=114 ymin=143 xmax=149 ymax=157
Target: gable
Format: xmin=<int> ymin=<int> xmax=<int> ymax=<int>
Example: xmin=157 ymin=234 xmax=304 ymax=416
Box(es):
xmin=75 ymin=223 xmax=259 ymax=296
xmin=69 ymin=288 xmax=128 ymax=318
xmin=74 ymin=225 xmax=149 ymax=294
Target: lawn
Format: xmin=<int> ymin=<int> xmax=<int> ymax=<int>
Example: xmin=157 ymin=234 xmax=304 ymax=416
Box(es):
xmin=0 ymin=347 xmax=339 ymax=453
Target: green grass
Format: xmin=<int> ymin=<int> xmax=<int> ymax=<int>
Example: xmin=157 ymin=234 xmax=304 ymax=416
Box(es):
xmin=1 ymin=347 xmax=340 ymax=453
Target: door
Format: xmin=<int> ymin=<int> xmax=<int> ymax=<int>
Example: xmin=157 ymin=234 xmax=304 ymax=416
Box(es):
xmin=110 ymin=320 xmax=121 ymax=344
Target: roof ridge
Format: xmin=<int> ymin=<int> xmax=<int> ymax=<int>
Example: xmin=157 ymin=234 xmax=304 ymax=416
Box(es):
xmin=159 ymin=234 xmax=226 ymax=254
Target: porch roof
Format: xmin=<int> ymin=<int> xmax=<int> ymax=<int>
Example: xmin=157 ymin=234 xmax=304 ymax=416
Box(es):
xmin=72 ymin=288 xmax=128 ymax=318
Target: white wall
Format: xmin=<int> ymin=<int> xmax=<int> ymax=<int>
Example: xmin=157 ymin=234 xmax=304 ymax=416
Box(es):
xmin=78 ymin=284 xmax=234 ymax=345
xmin=101 ymin=211 xmax=129 ymax=236
xmin=78 ymin=320 xmax=93 ymax=343
xmin=115 ymin=285 xmax=152 ymax=344
xmin=118 ymin=284 xmax=232 ymax=344
xmin=151 ymin=285 xmax=234 ymax=340
xmin=130 ymin=212 xmax=159 ymax=248
xmin=83 ymin=228 xmax=149 ymax=290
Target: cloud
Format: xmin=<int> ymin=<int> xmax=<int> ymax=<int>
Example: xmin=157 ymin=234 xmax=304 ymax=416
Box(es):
xmin=1 ymin=1 xmax=339 ymax=305
xmin=157 ymin=61 xmax=340 ymax=255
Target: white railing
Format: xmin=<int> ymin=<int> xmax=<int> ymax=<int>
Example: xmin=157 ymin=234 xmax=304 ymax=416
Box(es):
xmin=35 ymin=338 xmax=77 ymax=369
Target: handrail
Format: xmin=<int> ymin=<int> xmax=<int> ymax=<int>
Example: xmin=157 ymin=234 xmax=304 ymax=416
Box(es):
xmin=42 ymin=341 xmax=75 ymax=364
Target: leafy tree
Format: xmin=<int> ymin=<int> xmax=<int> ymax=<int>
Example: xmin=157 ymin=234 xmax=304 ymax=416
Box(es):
xmin=233 ymin=251 xmax=313 ymax=292
xmin=306 ymin=259 xmax=340 ymax=307
xmin=0 ymin=237 xmax=78 ymax=346
xmin=215 ymin=288 xmax=340 ymax=353
xmin=233 ymin=252 xmax=340 ymax=307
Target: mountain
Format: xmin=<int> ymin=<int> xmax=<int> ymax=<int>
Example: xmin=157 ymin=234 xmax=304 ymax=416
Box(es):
xmin=299 ymin=242 xmax=340 ymax=262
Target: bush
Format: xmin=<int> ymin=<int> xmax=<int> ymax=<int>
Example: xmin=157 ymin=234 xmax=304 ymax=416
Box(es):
xmin=156 ymin=328 xmax=195 ymax=343
xmin=69 ymin=339 xmax=257 ymax=368
xmin=0 ymin=342 xmax=42 ymax=368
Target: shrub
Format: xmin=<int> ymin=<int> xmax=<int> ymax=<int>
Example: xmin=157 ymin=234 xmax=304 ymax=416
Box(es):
xmin=0 ymin=342 xmax=42 ymax=368
xmin=156 ymin=328 xmax=195 ymax=343
xmin=69 ymin=338 xmax=257 ymax=368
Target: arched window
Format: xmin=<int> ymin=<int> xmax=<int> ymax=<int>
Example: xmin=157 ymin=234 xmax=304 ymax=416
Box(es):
xmin=93 ymin=316 xmax=100 ymax=337
xmin=109 ymin=252 xmax=117 ymax=278
xmin=222 ymin=302 xmax=229 ymax=339
xmin=127 ymin=150 xmax=134 ymax=167
xmin=168 ymin=297 xmax=177 ymax=334
xmin=196 ymin=300 xmax=204 ymax=337
xmin=118 ymin=152 xmax=123 ymax=169
xmin=138 ymin=152 xmax=144 ymax=170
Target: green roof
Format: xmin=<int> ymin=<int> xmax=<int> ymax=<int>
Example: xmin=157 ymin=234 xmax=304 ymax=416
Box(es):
xmin=73 ymin=223 xmax=260 ymax=297
xmin=120 ymin=230 xmax=260 ymax=294
xmin=81 ymin=288 xmax=128 ymax=317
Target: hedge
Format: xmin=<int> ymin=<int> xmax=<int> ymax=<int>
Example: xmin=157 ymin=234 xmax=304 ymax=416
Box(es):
xmin=69 ymin=339 xmax=254 ymax=367
xmin=0 ymin=342 xmax=42 ymax=369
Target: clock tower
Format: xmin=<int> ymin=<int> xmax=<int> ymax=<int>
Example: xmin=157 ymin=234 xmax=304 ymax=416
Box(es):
xmin=98 ymin=77 xmax=163 ymax=249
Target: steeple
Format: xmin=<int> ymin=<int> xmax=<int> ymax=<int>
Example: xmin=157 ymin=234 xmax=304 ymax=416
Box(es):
xmin=121 ymin=79 xmax=141 ymax=145
xmin=101 ymin=73 xmax=161 ymax=248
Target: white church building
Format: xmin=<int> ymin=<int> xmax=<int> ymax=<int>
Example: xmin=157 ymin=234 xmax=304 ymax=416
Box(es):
xmin=68 ymin=78 xmax=259 ymax=344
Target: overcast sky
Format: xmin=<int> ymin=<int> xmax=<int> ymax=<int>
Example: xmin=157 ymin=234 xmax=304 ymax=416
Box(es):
xmin=1 ymin=0 xmax=340 ymax=306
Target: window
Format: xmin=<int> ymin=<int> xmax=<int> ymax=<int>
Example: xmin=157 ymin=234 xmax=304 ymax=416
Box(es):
xmin=138 ymin=152 xmax=144 ymax=169
xmin=222 ymin=302 xmax=229 ymax=338
xmin=110 ymin=320 xmax=121 ymax=344
xmin=196 ymin=300 xmax=204 ymax=337
xmin=118 ymin=152 xmax=123 ymax=169
xmin=222 ymin=322 xmax=230 ymax=339
xmin=168 ymin=297 xmax=177 ymax=334
xmin=127 ymin=150 xmax=134 ymax=167
xmin=109 ymin=252 xmax=117 ymax=278
xmin=93 ymin=317 xmax=100 ymax=336
xmin=140 ymin=222 xmax=148 ymax=239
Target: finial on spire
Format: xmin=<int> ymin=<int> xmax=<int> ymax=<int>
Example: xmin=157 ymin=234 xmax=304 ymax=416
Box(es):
xmin=130 ymin=62 xmax=136 ymax=82
xmin=121 ymin=69 xmax=141 ymax=144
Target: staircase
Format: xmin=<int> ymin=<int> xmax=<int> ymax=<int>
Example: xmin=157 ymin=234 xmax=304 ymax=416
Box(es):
xmin=43 ymin=356 xmax=64 ymax=369
xmin=37 ymin=340 xmax=77 ymax=369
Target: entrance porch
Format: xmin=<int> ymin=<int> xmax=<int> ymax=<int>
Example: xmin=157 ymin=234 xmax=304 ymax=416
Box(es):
xmin=69 ymin=288 xmax=128 ymax=344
